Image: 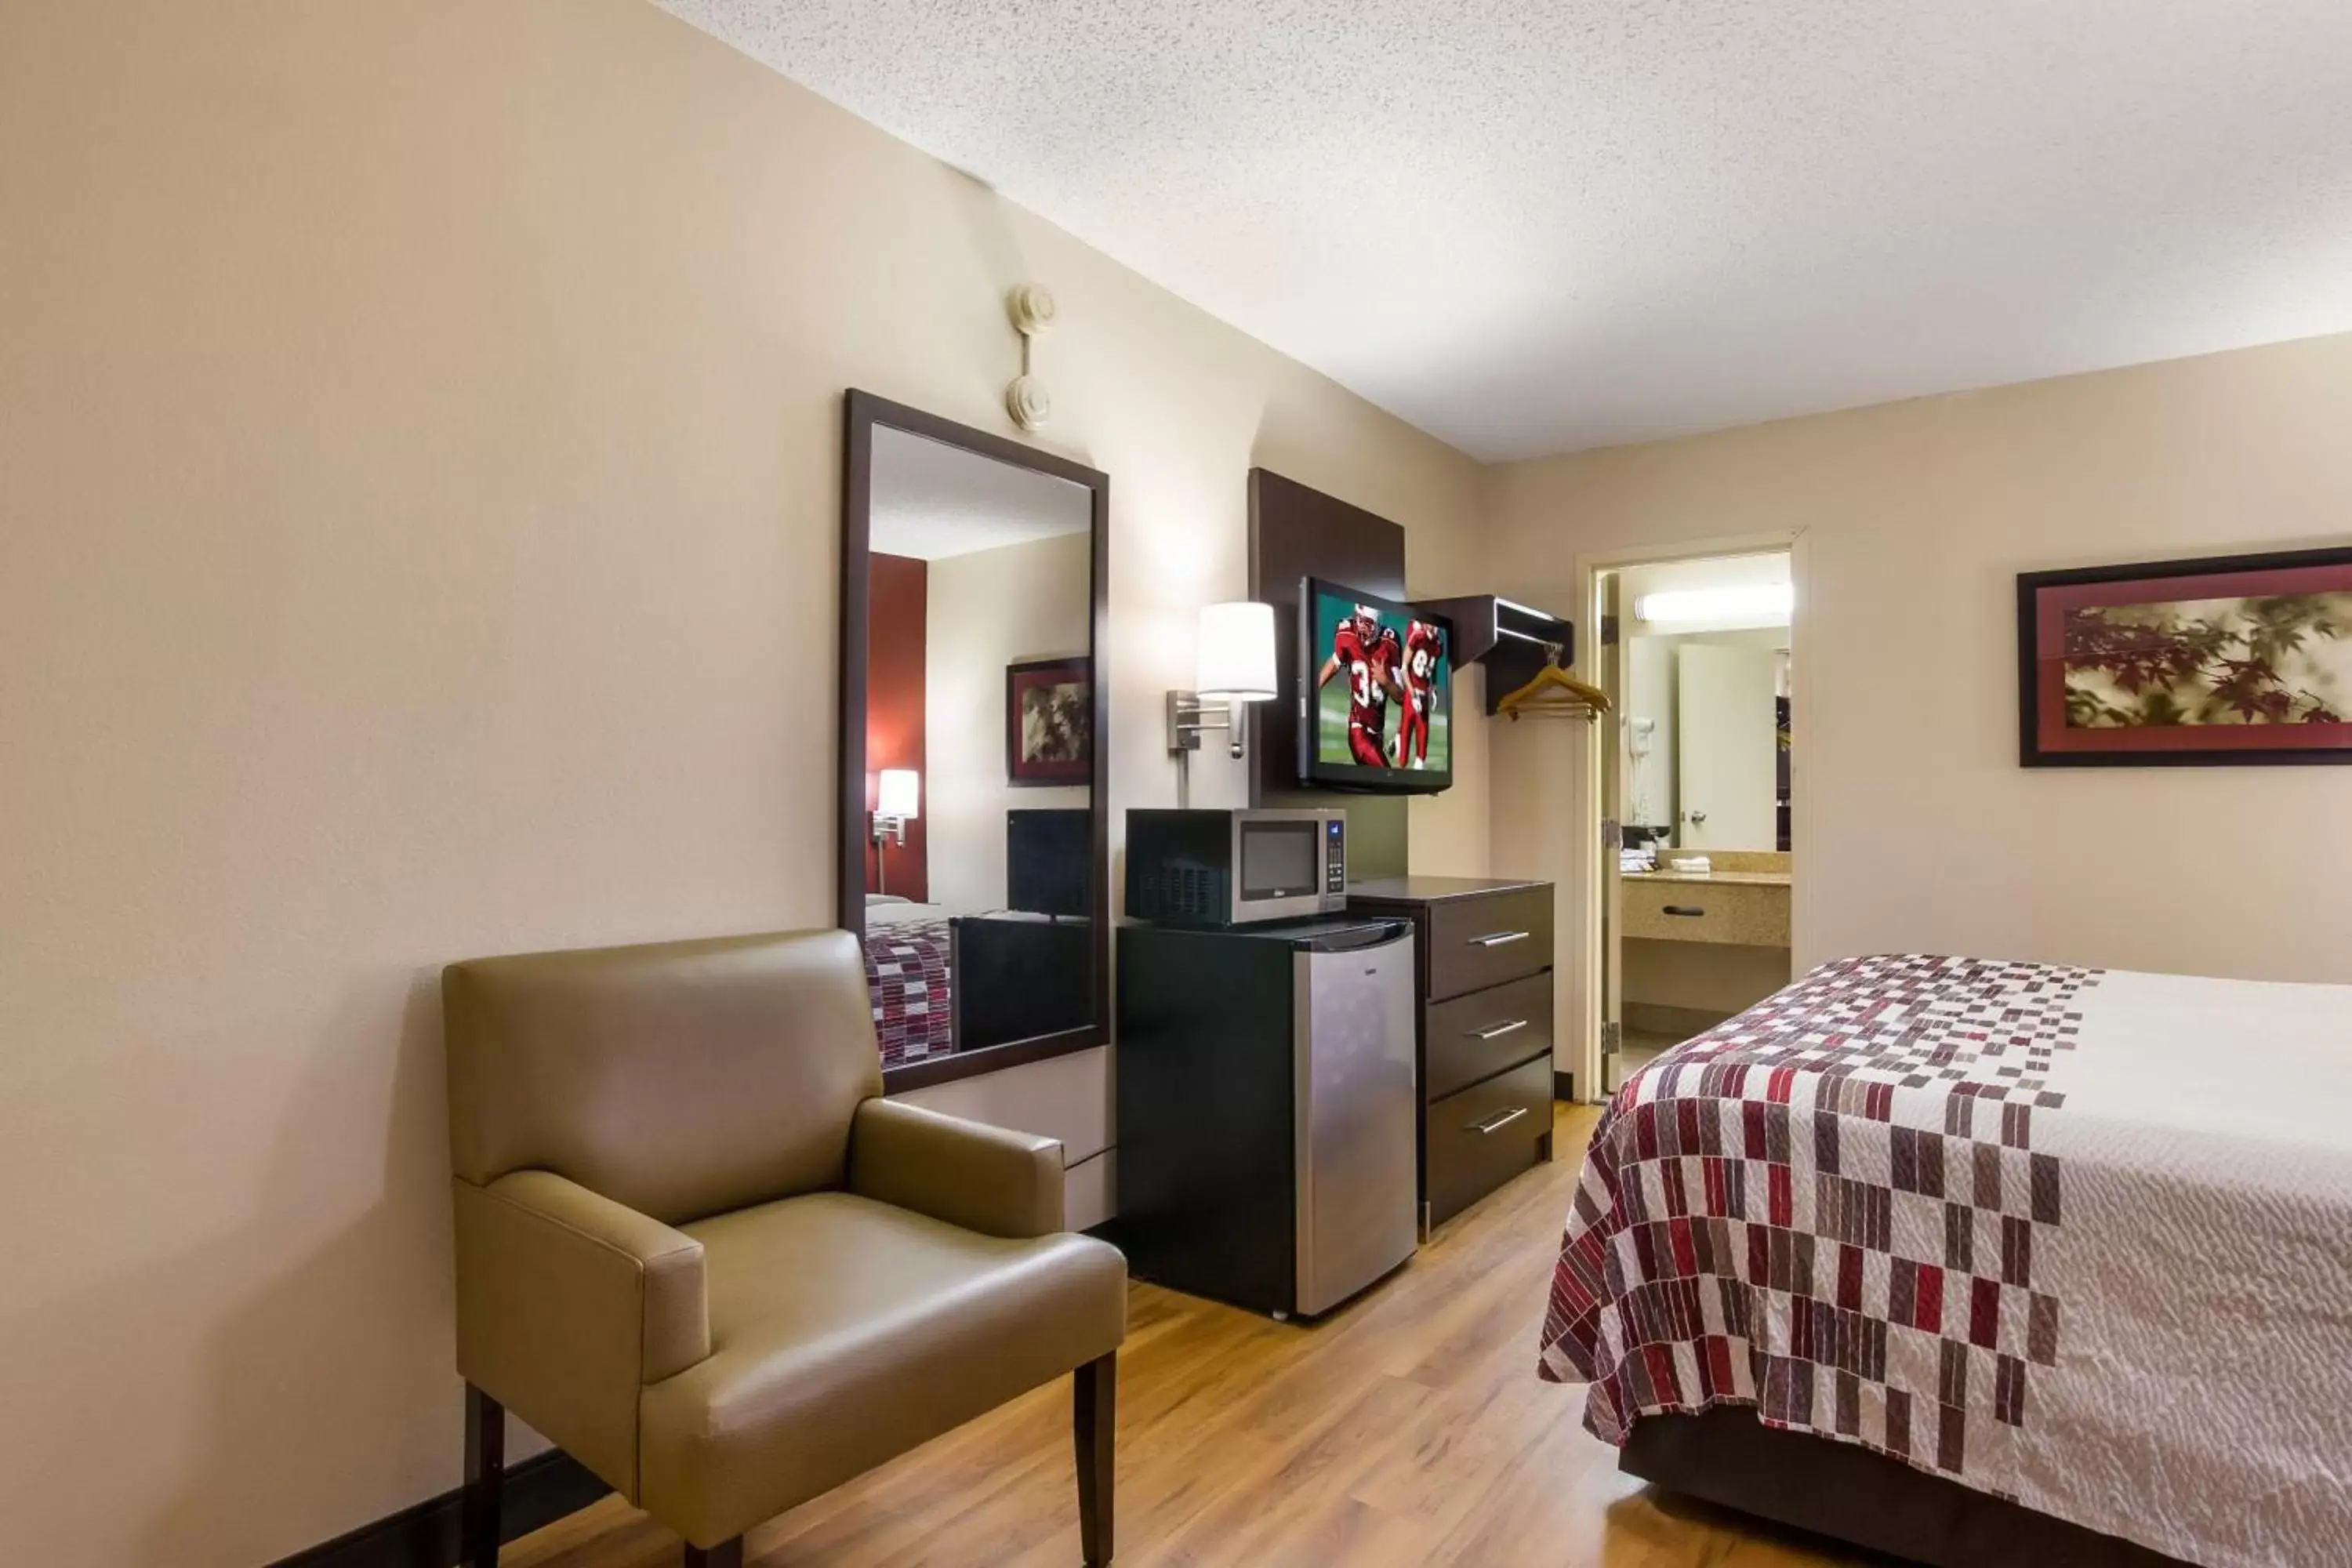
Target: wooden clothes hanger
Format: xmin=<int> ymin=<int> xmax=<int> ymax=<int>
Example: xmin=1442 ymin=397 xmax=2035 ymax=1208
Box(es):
xmin=1495 ymin=646 xmax=1611 ymax=720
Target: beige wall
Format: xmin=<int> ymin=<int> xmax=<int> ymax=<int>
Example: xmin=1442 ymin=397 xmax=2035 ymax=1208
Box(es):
xmin=923 ymin=530 xmax=1092 ymax=915
xmin=12 ymin=2 xmax=2345 ymax=1561
xmin=1487 ymin=332 xmax=2352 ymax=984
xmin=0 ymin=2 xmax=1485 ymax=1562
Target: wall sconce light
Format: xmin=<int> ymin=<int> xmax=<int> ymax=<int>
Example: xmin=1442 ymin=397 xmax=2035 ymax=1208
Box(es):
xmin=1167 ymin=601 xmax=1279 ymax=767
xmin=871 ymin=768 xmax=920 ymax=895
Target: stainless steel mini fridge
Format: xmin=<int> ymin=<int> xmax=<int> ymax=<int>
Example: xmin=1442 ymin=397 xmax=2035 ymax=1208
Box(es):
xmin=1115 ymin=917 xmax=1419 ymax=1318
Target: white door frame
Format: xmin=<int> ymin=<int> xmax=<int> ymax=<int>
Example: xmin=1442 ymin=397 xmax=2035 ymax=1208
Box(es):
xmin=1562 ymin=528 xmax=1809 ymax=1102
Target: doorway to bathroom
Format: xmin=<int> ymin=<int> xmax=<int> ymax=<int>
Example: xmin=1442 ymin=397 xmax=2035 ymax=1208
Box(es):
xmin=1591 ymin=544 xmax=1797 ymax=1094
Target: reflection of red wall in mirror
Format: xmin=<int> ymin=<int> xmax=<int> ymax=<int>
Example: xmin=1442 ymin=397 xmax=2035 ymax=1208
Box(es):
xmin=866 ymin=553 xmax=928 ymax=902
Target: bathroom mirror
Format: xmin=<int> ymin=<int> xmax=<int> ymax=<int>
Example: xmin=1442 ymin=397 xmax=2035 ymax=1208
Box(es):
xmin=1620 ymin=558 xmax=1793 ymax=854
xmin=839 ymin=391 xmax=1109 ymax=1090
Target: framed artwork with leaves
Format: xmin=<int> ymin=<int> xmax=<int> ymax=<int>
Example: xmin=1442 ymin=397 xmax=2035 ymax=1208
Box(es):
xmin=1005 ymin=655 xmax=1092 ymax=786
xmin=2018 ymin=546 xmax=2352 ymax=767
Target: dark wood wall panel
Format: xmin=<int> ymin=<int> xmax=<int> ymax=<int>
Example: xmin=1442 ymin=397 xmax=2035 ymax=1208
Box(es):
xmin=1245 ymin=469 xmax=1410 ymax=879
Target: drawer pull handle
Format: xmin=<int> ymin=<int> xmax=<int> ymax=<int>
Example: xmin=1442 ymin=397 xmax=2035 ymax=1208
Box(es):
xmin=1467 ymin=1018 xmax=1530 ymax=1041
xmin=1663 ymin=906 xmax=1707 ymax=918
xmin=1468 ymin=929 xmax=1531 ymax=948
xmin=1469 ymin=1106 xmax=1530 ymax=1135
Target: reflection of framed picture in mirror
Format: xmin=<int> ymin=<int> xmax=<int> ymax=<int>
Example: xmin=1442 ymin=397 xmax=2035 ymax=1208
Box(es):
xmin=1006 ymin=655 xmax=1092 ymax=785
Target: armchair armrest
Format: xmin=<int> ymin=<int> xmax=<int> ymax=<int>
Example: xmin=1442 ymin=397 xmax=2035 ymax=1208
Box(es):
xmin=452 ymin=1171 xmax=709 ymax=1496
xmin=848 ymin=1098 xmax=1066 ymax=1239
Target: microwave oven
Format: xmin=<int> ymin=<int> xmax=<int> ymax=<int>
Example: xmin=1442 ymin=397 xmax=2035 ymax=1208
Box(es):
xmin=1124 ymin=808 xmax=1348 ymax=927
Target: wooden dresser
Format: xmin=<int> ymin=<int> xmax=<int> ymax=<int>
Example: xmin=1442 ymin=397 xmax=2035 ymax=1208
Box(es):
xmin=1346 ymin=876 xmax=1555 ymax=1232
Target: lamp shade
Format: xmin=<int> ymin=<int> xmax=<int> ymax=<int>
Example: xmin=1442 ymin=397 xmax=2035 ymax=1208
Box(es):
xmin=875 ymin=768 xmax=920 ymax=819
xmin=1195 ymin=601 xmax=1278 ymax=701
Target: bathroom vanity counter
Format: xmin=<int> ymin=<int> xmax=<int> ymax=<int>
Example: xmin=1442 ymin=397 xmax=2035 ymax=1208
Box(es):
xmin=1621 ymin=870 xmax=1790 ymax=947
xmin=1623 ymin=868 xmax=1790 ymax=889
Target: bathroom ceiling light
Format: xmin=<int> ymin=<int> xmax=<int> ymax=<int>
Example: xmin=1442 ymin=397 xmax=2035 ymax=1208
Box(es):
xmin=1635 ymin=584 xmax=1794 ymax=625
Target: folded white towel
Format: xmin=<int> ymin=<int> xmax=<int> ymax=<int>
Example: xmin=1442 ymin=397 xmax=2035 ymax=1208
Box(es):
xmin=1668 ymin=855 xmax=1712 ymax=874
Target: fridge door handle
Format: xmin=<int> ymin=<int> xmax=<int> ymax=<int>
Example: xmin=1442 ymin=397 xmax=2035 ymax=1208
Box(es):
xmin=1465 ymin=1018 xmax=1530 ymax=1041
xmin=1301 ymin=920 xmax=1414 ymax=953
xmin=1466 ymin=929 xmax=1530 ymax=948
xmin=1469 ymin=1105 xmax=1530 ymax=1135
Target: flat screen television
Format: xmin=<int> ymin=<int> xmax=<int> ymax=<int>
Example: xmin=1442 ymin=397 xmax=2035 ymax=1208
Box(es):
xmin=1297 ymin=577 xmax=1454 ymax=794
xmin=1006 ymin=808 xmax=1091 ymax=917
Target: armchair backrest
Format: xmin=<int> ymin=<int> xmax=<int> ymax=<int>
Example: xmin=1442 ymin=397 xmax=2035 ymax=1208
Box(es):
xmin=445 ymin=928 xmax=883 ymax=1225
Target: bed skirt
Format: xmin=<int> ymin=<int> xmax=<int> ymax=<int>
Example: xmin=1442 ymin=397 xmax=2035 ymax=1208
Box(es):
xmin=1621 ymin=1406 xmax=2186 ymax=1568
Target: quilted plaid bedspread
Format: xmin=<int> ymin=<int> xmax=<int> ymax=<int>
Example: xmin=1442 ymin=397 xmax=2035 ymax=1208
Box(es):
xmin=866 ymin=918 xmax=952 ymax=1068
xmin=1539 ymin=953 xmax=2352 ymax=1568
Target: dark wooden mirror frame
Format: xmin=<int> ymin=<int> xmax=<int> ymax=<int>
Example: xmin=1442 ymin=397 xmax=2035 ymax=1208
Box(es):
xmin=840 ymin=389 xmax=1112 ymax=1093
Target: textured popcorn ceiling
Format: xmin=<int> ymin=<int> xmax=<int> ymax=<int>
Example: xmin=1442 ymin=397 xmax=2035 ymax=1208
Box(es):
xmin=659 ymin=0 xmax=2352 ymax=461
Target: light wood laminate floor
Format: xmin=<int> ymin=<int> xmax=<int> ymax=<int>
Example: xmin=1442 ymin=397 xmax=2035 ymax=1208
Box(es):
xmin=506 ymin=1103 xmax=1874 ymax=1568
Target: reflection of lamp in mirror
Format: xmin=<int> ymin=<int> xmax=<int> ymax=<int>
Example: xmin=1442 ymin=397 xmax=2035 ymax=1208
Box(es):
xmin=871 ymin=768 xmax=920 ymax=895
xmin=1167 ymin=601 xmax=1277 ymax=803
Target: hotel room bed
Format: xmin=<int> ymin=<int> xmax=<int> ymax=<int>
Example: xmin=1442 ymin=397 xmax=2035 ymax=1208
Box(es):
xmin=1539 ymin=953 xmax=2352 ymax=1568
xmin=863 ymin=900 xmax=954 ymax=1068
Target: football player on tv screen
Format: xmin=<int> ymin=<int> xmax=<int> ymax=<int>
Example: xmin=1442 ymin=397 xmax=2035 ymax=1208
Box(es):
xmin=1316 ymin=604 xmax=1403 ymax=767
xmin=1395 ymin=619 xmax=1443 ymax=767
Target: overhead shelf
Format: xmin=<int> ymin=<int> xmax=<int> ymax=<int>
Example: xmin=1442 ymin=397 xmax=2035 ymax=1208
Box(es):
xmin=1414 ymin=594 xmax=1576 ymax=715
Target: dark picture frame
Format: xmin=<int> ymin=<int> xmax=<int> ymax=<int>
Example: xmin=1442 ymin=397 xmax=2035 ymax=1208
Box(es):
xmin=2017 ymin=545 xmax=2352 ymax=768
xmin=840 ymin=390 xmax=1111 ymax=1092
xmin=1005 ymin=655 xmax=1092 ymax=786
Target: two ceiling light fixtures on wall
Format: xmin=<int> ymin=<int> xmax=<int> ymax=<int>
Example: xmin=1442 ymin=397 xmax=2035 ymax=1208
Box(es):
xmin=994 ymin=289 xmax=1281 ymax=775
xmin=1005 ymin=285 xmax=1056 ymax=432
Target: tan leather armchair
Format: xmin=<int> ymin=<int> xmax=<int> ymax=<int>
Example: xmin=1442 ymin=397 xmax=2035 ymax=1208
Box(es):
xmin=444 ymin=929 xmax=1127 ymax=1566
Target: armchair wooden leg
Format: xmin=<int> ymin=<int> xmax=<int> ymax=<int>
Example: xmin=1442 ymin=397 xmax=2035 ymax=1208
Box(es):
xmin=462 ymin=1384 xmax=505 ymax=1568
xmin=684 ymin=1541 xmax=743 ymax=1568
xmin=1073 ymin=1351 xmax=1116 ymax=1565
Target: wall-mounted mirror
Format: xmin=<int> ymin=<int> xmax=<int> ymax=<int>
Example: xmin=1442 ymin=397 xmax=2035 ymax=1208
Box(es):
xmin=1619 ymin=554 xmax=1793 ymax=854
xmin=840 ymin=391 xmax=1109 ymax=1091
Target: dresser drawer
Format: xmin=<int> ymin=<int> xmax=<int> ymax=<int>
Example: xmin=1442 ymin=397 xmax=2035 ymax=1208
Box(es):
xmin=1426 ymin=885 xmax=1553 ymax=1000
xmin=1425 ymin=1054 xmax=1552 ymax=1228
xmin=1425 ymin=971 xmax=1553 ymax=1102
xmin=1621 ymin=878 xmax=1790 ymax=947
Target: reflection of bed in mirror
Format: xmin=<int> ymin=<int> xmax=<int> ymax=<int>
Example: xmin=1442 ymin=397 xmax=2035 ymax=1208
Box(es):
xmin=862 ymin=896 xmax=954 ymax=1067
xmin=860 ymin=809 xmax=1096 ymax=1069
